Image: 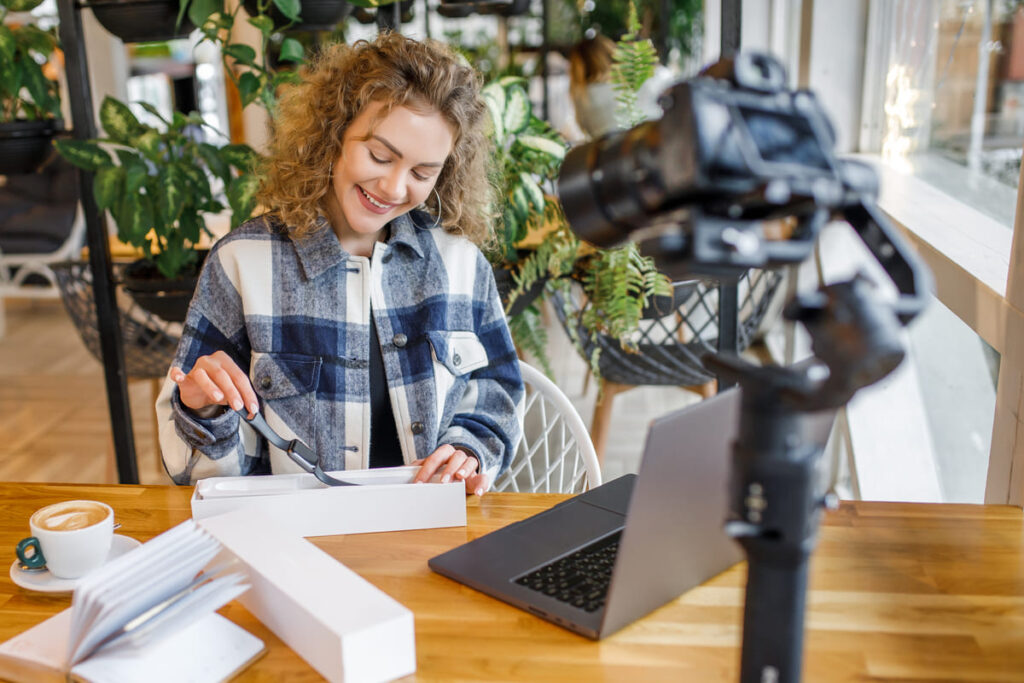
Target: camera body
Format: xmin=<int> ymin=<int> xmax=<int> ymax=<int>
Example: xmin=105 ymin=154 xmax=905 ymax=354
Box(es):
xmin=558 ymin=53 xmax=853 ymax=277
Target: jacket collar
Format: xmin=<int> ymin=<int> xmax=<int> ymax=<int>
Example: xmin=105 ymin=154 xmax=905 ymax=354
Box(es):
xmin=291 ymin=211 xmax=432 ymax=281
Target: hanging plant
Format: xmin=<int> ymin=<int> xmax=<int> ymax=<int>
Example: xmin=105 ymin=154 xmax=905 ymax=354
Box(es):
xmin=183 ymin=0 xmax=307 ymax=113
xmin=0 ymin=0 xmax=64 ymax=173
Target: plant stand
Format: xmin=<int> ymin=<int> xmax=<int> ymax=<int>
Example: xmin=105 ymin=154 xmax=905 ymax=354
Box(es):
xmin=553 ymin=269 xmax=785 ymax=463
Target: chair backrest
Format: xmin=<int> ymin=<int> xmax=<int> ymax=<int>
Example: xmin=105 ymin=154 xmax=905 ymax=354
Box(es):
xmin=493 ymin=360 xmax=603 ymax=494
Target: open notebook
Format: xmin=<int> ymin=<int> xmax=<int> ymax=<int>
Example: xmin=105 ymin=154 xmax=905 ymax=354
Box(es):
xmin=0 ymin=520 xmax=264 ymax=683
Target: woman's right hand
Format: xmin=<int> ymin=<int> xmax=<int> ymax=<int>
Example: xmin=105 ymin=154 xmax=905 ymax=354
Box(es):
xmin=171 ymin=351 xmax=259 ymax=419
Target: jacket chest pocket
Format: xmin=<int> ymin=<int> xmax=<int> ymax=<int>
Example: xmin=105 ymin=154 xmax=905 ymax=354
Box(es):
xmin=425 ymin=330 xmax=489 ymax=377
xmin=250 ymin=352 xmax=323 ymax=399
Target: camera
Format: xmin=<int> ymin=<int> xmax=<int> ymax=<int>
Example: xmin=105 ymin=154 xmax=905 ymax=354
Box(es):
xmin=557 ymin=53 xmax=872 ymax=278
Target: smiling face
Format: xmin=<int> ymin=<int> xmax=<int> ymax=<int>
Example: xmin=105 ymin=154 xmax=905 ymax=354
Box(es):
xmin=324 ymin=101 xmax=455 ymax=255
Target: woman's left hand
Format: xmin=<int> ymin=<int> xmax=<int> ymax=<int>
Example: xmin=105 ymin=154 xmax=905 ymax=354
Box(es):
xmin=412 ymin=444 xmax=489 ymax=496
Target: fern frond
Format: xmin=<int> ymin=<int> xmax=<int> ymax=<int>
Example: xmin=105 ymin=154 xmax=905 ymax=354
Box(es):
xmin=610 ymin=1 xmax=660 ymax=127
xmin=508 ymin=306 xmax=552 ymax=378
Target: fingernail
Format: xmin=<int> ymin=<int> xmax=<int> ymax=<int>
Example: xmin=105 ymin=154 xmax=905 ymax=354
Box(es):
xmin=441 ymin=474 xmax=451 ymax=483
xmin=213 ymin=391 xmax=224 ymax=401
xmin=475 ymin=487 xmax=484 ymax=496
xmin=414 ymin=480 xmax=423 ymax=484
xmin=231 ymin=399 xmax=243 ymax=411
xmin=456 ymin=470 xmax=467 ymax=479
xmin=249 ymin=403 xmax=259 ymax=414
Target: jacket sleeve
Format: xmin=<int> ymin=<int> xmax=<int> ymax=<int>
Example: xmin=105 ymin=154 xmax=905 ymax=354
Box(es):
xmin=441 ymin=250 xmax=525 ymax=482
xmin=154 ymin=241 xmax=266 ymax=484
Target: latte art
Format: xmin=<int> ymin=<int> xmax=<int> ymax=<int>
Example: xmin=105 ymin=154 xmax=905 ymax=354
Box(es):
xmin=32 ymin=501 xmax=109 ymax=531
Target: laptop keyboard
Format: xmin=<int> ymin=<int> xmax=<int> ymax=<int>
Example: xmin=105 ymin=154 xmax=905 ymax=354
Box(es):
xmin=513 ymin=532 xmax=622 ymax=613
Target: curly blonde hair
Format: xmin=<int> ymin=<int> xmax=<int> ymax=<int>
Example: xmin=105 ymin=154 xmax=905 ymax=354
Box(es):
xmin=259 ymin=32 xmax=493 ymax=245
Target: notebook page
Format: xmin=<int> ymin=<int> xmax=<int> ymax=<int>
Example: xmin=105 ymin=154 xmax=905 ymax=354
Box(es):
xmin=69 ymin=613 xmax=264 ymax=683
xmin=68 ymin=522 xmax=221 ymax=665
xmin=96 ymin=574 xmax=248 ymax=657
xmin=71 ymin=523 xmax=198 ymax=640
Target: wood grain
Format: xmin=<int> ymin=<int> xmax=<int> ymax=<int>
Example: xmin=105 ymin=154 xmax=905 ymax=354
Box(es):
xmin=1 ymin=484 xmax=1022 ymax=681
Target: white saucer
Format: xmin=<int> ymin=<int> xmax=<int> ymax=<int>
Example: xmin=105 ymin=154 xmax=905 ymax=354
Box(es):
xmin=9 ymin=534 xmax=142 ymax=594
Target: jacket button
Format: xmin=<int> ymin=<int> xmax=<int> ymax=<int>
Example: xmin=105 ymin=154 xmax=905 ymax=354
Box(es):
xmin=260 ymin=376 xmax=272 ymax=390
xmin=411 ymin=421 xmax=424 ymax=435
xmin=393 ymin=333 xmax=408 ymax=348
xmin=452 ymin=353 xmax=462 ymax=367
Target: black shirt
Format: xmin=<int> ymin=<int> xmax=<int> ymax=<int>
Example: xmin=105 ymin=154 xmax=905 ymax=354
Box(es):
xmin=368 ymin=314 xmax=404 ymax=468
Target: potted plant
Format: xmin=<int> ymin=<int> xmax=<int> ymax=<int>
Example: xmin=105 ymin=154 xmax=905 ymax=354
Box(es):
xmin=89 ymin=0 xmax=195 ymax=43
xmin=55 ymin=96 xmax=259 ymax=321
xmin=482 ymin=73 xmax=670 ymax=376
xmin=239 ymin=0 xmax=352 ymax=33
xmin=0 ymin=0 xmax=63 ymax=175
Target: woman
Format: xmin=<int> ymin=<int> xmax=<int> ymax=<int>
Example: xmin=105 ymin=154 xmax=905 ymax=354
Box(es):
xmin=568 ymin=34 xmax=619 ymax=139
xmin=156 ymin=33 xmax=524 ymax=496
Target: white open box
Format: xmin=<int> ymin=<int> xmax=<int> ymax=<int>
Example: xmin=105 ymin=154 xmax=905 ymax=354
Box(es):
xmin=190 ymin=466 xmax=466 ymax=537
xmin=200 ymin=509 xmax=416 ymax=683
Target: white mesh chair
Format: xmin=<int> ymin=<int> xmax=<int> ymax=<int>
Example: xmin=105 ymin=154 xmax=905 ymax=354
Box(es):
xmin=493 ymin=360 xmax=602 ymax=494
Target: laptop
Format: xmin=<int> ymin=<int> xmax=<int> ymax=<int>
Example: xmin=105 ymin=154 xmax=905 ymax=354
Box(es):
xmin=431 ymin=388 xmax=774 ymax=639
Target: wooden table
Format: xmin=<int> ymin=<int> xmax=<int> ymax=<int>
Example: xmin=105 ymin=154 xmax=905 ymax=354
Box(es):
xmin=2 ymin=483 xmax=1023 ymax=681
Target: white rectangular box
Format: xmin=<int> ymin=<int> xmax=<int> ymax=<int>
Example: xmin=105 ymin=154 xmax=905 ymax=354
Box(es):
xmin=200 ymin=510 xmax=415 ymax=683
xmin=191 ymin=466 xmax=466 ymax=537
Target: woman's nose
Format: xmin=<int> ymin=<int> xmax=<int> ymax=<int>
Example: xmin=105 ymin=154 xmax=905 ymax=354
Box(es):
xmin=377 ymin=168 xmax=407 ymax=203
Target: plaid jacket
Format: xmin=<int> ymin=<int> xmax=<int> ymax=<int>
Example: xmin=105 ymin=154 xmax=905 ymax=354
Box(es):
xmin=155 ymin=211 xmax=524 ymax=485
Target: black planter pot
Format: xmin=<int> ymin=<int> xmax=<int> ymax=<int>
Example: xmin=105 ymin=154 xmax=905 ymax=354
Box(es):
xmin=0 ymin=120 xmax=63 ymax=175
xmin=242 ymin=0 xmax=352 ymax=31
xmin=89 ymin=0 xmax=195 ymax=43
xmin=121 ymin=253 xmax=206 ymax=323
xmin=493 ymin=266 xmax=548 ymax=318
xmin=352 ymin=0 xmax=412 ymax=24
xmin=438 ymin=0 xmax=529 ymax=17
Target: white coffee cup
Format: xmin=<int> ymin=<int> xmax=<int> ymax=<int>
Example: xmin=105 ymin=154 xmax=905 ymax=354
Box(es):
xmin=16 ymin=500 xmax=114 ymax=579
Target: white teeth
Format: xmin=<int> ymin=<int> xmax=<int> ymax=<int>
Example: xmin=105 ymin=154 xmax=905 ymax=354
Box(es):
xmin=359 ymin=187 xmax=390 ymax=209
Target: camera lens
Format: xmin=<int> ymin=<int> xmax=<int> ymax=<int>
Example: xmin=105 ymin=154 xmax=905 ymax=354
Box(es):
xmin=557 ymin=125 xmax=662 ymax=248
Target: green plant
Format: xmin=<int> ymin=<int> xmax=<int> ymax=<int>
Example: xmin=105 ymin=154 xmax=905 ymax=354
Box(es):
xmin=183 ymin=0 xmax=307 ymax=112
xmin=0 ymin=0 xmax=60 ymax=122
xmin=610 ymin=1 xmax=658 ymax=127
xmin=574 ymin=0 xmax=702 ymax=63
xmin=482 ymin=74 xmax=670 ymax=378
xmin=55 ymin=97 xmax=259 ymax=279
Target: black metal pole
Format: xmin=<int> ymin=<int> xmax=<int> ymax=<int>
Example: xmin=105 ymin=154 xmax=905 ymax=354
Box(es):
xmin=56 ymin=0 xmax=139 ymax=484
xmin=376 ymin=0 xmax=401 ymax=31
xmin=716 ymin=277 xmax=739 ymax=390
xmin=721 ymin=0 xmax=741 ymax=57
xmin=657 ymin=0 xmax=670 ymax=63
xmin=540 ymin=0 xmax=549 ymax=121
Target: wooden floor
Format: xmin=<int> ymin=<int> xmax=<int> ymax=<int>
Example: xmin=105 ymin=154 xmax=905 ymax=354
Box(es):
xmin=0 ymin=297 xmax=710 ymax=486
xmin=0 ymin=298 xmax=172 ymax=485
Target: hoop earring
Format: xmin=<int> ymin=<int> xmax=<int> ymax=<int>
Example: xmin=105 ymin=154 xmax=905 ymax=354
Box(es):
xmin=426 ymin=187 xmax=443 ymax=229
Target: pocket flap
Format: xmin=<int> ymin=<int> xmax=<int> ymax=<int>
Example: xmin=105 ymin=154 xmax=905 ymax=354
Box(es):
xmin=250 ymin=352 xmax=322 ymax=399
xmin=426 ymin=330 xmax=489 ymax=376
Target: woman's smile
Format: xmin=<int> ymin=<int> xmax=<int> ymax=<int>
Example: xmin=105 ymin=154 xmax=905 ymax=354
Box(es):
xmin=356 ymin=185 xmax=398 ymax=213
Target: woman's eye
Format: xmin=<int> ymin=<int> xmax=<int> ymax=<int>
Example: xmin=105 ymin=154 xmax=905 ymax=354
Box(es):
xmin=412 ymin=171 xmax=430 ymax=181
xmin=369 ymin=152 xmax=388 ymax=164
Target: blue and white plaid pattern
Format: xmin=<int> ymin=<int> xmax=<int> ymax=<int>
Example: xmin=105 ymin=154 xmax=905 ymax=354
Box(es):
xmin=155 ymin=211 xmax=524 ymax=485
